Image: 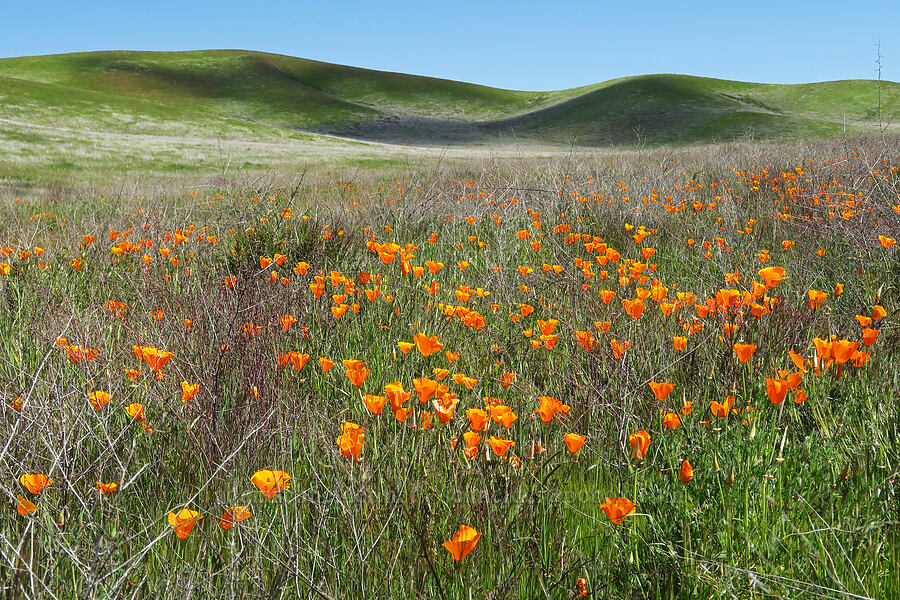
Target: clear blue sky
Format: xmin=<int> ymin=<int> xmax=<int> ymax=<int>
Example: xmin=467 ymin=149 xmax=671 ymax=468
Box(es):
xmin=2 ymin=0 xmax=897 ymax=90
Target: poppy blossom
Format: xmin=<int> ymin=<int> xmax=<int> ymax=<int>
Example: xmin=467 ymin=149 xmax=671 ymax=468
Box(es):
xmin=251 ymin=470 xmax=291 ymax=498
xmin=563 ymin=433 xmax=586 ymax=453
xmin=132 ymin=345 xmax=174 ymax=372
xmin=679 ymin=459 xmax=694 ymax=483
xmin=662 ymin=412 xmax=681 ymax=430
xmin=181 ymin=381 xmax=199 ymax=403
xmin=732 ymin=343 xmax=757 ymax=363
xmin=600 ymin=497 xmax=635 ymax=524
xmin=628 ymin=430 xmax=651 ymax=461
xmin=17 ymin=495 xmax=38 ymax=515
xmin=88 ymin=391 xmax=111 ymax=411
xmin=219 ymin=506 xmax=252 ymax=530
xmin=167 ymin=508 xmax=203 ymax=539
xmin=96 ymin=482 xmax=118 ymax=496
xmin=443 ymin=525 xmax=481 ymax=561
xmin=487 ymin=436 xmax=515 ymax=456
xmin=758 ymin=267 xmax=787 ymax=288
xmin=413 ymin=333 xmax=444 ymax=357
xmin=765 ymin=378 xmax=790 ymax=405
xmin=466 ymin=408 xmax=490 ymax=431
xmin=648 ymin=381 xmax=675 ymax=402
xmin=337 ymin=422 xmax=365 ymax=460
xmin=413 ymin=378 xmax=439 ymax=403
xmin=20 ymin=473 xmax=53 ymax=495
xmin=343 ymin=359 xmax=370 ymax=387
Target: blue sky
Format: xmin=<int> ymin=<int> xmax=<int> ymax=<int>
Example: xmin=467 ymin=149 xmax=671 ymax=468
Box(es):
xmin=2 ymin=1 xmax=897 ymax=90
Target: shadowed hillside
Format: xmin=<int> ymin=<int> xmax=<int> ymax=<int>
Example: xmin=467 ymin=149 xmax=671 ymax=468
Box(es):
xmin=1 ymin=50 xmax=897 ymax=148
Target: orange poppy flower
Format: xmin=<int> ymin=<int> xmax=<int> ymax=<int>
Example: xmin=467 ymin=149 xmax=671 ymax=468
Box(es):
xmin=766 ymin=378 xmax=790 ymax=405
xmin=732 ymin=343 xmax=757 ymax=363
xmin=679 ymin=459 xmax=694 ymax=483
xmin=563 ymin=433 xmax=586 ymax=453
xmin=648 ymin=381 xmax=675 ymax=402
xmin=319 ymin=357 xmax=334 ymax=373
xmin=413 ymin=333 xmax=444 ymax=357
xmin=432 ymin=397 xmax=459 ymax=423
xmin=628 ymin=430 xmax=651 ymax=461
xmin=336 ymin=422 xmax=365 ymax=460
xmin=167 ymin=508 xmax=203 ymax=539
xmin=280 ymin=314 xmax=296 ymax=331
xmin=181 ymin=381 xmax=199 ymax=403
xmin=17 ymin=495 xmax=38 ymax=515
xmin=808 ymin=290 xmax=827 ymax=311
xmin=251 ymin=470 xmax=291 ymax=498
xmin=384 ymin=382 xmax=412 ymax=413
xmin=672 ymin=336 xmax=687 ymax=351
xmin=132 ymin=345 xmax=174 ymax=372
xmin=363 ymin=394 xmax=388 ymax=415
xmin=487 ymin=436 xmax=515 ymax=456
xmin=20 ymin=473 xmax=53 ymax=495
xmin=710 ymin=395 xmax=734 ymax=418
xmin=452 ymin=373 xmax=478 ymax=390
xmin=758 ymin=266 xmax=787 ymax=288
xmin=622 ymin=298 xmax=645 ymax=319
xmin=219 ymin=506 xmax=252 ymax=530
xmin=95 ymin=481 xmax=118 ymax=496
xmin=872 ymin=305 xmax=887 ymax=321
xmin=466 ymin=408 xmax=490 ymax=431
xmin=662 ymin=412 xmax=681 ymax=430
xmin=88 ymin=390 xmax=111 ymax=411
xmin=610 ymin=339 xmax=632 ymax=360
xmin=443 ymin=525 xmax=481 ymax=561
xmin=861 ymin=328 xmax=879 ymax=347
xmin=413 ymin=378 xmax=439 ymax=403
xmin=600 ymin=497 xmax=635 ymax=524
xmin=535 ymin=395 xmax=563 ymax=423
xmin=343 ymin=359 xmax=370 ymax=387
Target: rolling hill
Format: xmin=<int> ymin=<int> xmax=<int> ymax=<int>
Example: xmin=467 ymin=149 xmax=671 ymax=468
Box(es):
xmin=0 ymin=50 xmax=897 ymax=183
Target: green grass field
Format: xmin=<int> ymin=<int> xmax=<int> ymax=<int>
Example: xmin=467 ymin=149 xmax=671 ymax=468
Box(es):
xmin=0 ymin=136 xmax=898 ymax=599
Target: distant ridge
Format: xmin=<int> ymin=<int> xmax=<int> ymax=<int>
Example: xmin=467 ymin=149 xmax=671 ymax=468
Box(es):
xmin=1 ymin=49 xmax=897 ymax=147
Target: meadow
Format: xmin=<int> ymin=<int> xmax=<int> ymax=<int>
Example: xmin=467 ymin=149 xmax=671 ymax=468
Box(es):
xmin=0 ymin=137 xmax=899 ymax=599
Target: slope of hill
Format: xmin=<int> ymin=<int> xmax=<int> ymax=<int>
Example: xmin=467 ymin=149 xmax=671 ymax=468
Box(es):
xmin=0 ymin=49 xmax=897 ymax=183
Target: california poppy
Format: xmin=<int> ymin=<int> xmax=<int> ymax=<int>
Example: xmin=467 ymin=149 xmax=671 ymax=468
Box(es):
xmin=732 ymin=343 xmax=757 ymax=363
xmin=629 ymin=430 xmax=651 ymax=460
xmin=413 ymin=333 xmax=444 ymax=357
xmin=20 ymin=473 xmax=53 ymax=495
xmin=679 ymin=459 xmax=694 ymax=483
xmin=600 ymin=497 xmax=635 ymax=524
xmin=251 ymin=470 xmax=291 ymax=498
xmin=343 ymin=359 xmax=370 ymax=387
xmin=662 ymin=412 xmax=681 ymax=430
xmin=219 ymin=506 xmax=252 ymax=530
xmin=758 ymin=266 xmax=787 ymax=288
xmin=443 ymin=525 xmax=481 ymax=561
xmin=563 ymin=433 xmax=586 ymax=453
xmin=648 ymin=381 xmax=675 ymax=402
xmin=181 ymin=381 xmax=199 ymax=403
xmin=466 ymin=408 xmax=490 ymax=431
xmin=17 ymin=495 xmax=38 ymax=515
xmin=167 ymin=508 xmax=203 ymax=539
xmin=96 ymin=481 xmax=118 ymax=496
xmin=88 ymin=390 xmax=111 ymax=411
xmin=487 ymin=436 xmax=515 ymax=456
xmin=336 ymin=422 xmax=364 ymax=460
xmin=765 ymin=378 xmax=790 ymax=405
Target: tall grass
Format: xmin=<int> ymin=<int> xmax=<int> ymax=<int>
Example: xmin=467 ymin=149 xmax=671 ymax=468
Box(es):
xmin=0 ymin=137 xmax=898 ymax=599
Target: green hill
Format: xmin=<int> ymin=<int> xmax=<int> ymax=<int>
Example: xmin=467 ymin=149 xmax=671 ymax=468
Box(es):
xmin=0 ymin=49 xmax=897 ymax=179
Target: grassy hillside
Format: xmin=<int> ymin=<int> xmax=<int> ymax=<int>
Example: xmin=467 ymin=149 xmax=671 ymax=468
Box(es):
xmin=0 ymin=49 xmax=897 ymax=183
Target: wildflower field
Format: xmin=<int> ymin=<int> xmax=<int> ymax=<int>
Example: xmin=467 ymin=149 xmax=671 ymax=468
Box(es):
xmin=1 ymin=138 xmax=899 ymax=599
